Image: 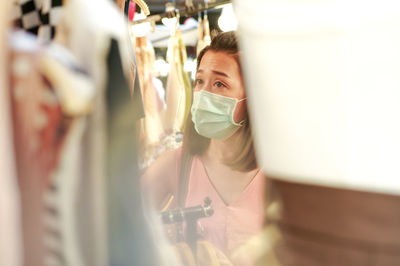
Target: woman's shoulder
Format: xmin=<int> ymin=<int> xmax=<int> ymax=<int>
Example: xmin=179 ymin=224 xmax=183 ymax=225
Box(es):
xmin=153 ymin=146 xmax=182 ymax=169
xmin=142 ymin=147 xmax=183 ymax=184
xmin=141 ymin=147 xmax=183 ymax=209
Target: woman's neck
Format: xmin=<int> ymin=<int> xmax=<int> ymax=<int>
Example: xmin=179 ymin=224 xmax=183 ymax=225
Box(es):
xmin=204 ymin=132 xmax=240 ymax=163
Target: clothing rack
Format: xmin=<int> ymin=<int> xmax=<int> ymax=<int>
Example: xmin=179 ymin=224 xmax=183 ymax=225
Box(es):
xmin=131 ymin=0 xmax=232 ymax=25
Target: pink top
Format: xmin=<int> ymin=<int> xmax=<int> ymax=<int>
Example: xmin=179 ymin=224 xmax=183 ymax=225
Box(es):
xmin=181 ymin=151 xmax=265 ymax=256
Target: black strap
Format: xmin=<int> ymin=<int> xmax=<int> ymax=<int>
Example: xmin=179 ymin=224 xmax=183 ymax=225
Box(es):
xmin=178 ymin=152 xmax=193 ymax=208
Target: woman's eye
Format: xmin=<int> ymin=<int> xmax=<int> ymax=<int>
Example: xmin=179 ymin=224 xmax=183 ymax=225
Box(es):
xmin=215 ymin=81 xmax=225 ymax=88
xmin=194 ymin=79 xmax=203 ymax=86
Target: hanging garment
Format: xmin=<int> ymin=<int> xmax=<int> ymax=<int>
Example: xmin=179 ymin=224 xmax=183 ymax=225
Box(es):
xmin=179 ymin=35 xmax=193 ymax=134
xmin=203 ymin=13 xmax=211 ymax=47
xmin=58 ymin=1 xmax=169 ymax=265
xmin=43 ymin=118 xmax=87 ymax=266
xmin=39 ymin=42 xmax=95 ymax=266
xmin=39 ymin=43 xmax=95 ymax=116
xmin=0 ymin=2 xmax=23 ymax=266
xmin=106 ymin=38 xmax=175 ymax=266
xmin=196 ymin=15 xmax=204 ymax=56
xmin=38 ymin=0 xmax=63 ymax=41
xmin=8 ymin=31 xmax=73 ymax=266
xmin=12 ymin=0 xmax=44 ymax=35
xmin=56 ymin=1 xmax=130 ymax=265
xmin=134 ymin=35 xmax=166 ymax=168
xmin=165 ymin=28 xmax=192 ymax=135
xmin=11 ymin=0 xmax=63 ymax=41
xmin=196 ymin=13 xmax=211 ymax=56
xmin=41 ymin=57 xmax=94 ymax=265
xmin=0 ymin=68 xmax=23 ymax=266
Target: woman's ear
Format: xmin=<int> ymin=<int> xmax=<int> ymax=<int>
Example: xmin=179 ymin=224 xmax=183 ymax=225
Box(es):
xmin=233 ymin=99 xmax=247 ymax=124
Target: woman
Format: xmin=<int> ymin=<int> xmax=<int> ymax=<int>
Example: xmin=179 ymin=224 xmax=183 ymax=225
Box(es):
xmin=142 ymin=31 xmax=265 ymax=264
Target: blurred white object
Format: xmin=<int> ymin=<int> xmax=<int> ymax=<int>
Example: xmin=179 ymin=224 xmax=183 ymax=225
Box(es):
xmin=154 ymin=58 xmax=170 ymax=77
xmin=235 ymin=0 xmax=400 ymax=195
xmin=147 ymin=18 xmax=198 ymax=47
xmin=218 ymin=4 xmax=237 ymax=32
xmin=132 ymin=12 xmax=151 ymax=37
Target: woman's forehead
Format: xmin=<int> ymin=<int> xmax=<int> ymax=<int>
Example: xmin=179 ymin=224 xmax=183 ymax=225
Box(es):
xmin=198 ymin=51 xmax=240 ymax=76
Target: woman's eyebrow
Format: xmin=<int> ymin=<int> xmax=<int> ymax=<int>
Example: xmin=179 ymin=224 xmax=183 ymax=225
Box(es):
xmin=212 ymin=70 xmax=229 ymax=78
xmin=197 ymin=69 xmax=229 ymax=78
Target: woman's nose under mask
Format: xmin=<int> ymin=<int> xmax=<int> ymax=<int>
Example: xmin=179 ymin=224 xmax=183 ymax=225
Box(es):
xmin=191 ymin=90 xmax=246 ymax=140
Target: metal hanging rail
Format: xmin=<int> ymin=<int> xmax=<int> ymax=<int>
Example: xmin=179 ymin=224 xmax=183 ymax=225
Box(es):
xmin=131 ymin=0 xmax=232 ymax=25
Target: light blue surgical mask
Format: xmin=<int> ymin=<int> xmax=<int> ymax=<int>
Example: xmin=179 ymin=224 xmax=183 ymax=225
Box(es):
xmin=191 ymin=90 xmax=246 ymax=140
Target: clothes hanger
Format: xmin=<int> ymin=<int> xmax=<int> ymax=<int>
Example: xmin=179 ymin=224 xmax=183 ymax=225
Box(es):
xmin=197 ymin=10 xmax=203 ymax=42
xmin=116 ymin=0 xmax=149 ymax=16
xmin=133 ymin=0 xmax=150 ymax=16
xmin=162 ymin=2 xmax=178 ymax=36
xmin=185 ymin=0 xmax=195 ymax=13
xmin=203 ymin=0 xmax=211 ymax=45
xmin=196 ymin=9 xmax=205 ymax=56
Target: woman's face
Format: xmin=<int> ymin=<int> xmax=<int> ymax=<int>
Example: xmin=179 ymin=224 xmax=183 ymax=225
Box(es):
xmin=194 ymin=50 xmax=247 ymax=123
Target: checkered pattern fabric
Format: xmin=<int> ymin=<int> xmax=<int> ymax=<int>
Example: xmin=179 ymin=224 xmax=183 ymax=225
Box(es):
xmin=38 ymin=0 xmax=63 ymax=41
xmin=12 ymin=0 xmax=43 ymax=35
xmin=12 ymin=0 xmax=63 ymax=41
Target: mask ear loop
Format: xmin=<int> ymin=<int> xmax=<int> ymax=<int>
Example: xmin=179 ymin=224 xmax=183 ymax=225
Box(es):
xmin=232 ymin=97 xmax=247 ymax=126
